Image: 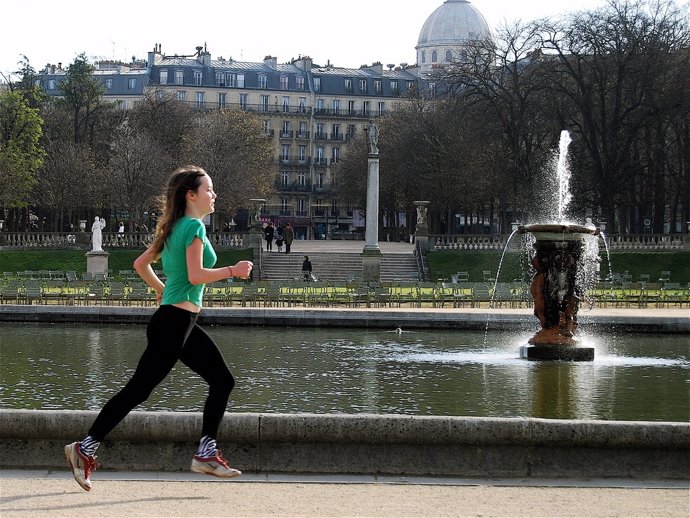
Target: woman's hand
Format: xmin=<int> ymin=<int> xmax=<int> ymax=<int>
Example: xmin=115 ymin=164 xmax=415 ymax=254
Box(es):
xmin=231 ymin=260 xmax=253 ymax=279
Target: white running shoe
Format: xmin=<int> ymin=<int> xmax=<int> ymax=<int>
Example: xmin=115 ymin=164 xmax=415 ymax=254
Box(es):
xmin=190 ymin=450 xmax=241 ymax=478
xmin=64 ymin=442 xmax=97 ymax=491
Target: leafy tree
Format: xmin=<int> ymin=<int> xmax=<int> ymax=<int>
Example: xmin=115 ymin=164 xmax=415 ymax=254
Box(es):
xmin=57 ymin=53 xmax=114 ymax=148
xmin=0 ymin=90 xmax=45 ymax=210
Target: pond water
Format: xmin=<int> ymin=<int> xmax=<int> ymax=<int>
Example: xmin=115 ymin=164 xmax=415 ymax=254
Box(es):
xmin=0 ymin=323 xmax=688 ymax=422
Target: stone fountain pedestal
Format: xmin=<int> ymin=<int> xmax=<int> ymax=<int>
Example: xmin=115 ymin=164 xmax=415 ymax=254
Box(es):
xmin=518 ymin=223 xmax=599 ymax=362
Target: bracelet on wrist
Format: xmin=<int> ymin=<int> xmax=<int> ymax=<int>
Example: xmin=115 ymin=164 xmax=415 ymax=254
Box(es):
xmin=228 ymin=265 xmax=233 ymax=278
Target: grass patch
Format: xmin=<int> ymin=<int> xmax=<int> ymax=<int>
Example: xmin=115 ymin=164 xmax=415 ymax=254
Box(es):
xmin=0 ymin=249 xmax=253 ymax=277
xmin=427 ymin=250 xmax=690 ymax=284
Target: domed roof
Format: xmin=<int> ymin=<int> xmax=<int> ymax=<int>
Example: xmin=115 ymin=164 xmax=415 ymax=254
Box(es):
xmin=418 ymin=0 xmax=490 ymax=46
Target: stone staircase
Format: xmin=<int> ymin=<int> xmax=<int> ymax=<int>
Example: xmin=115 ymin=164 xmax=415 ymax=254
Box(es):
xmin=260 ymin=251 xmax=419 ymax=283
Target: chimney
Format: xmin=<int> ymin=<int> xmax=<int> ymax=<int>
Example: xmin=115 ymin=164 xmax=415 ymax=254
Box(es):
xmin=264 ymin=55 xmax=278 ymax=69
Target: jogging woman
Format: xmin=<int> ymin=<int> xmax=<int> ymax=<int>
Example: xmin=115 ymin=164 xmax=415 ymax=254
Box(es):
xmin=65 ymin=165 xmax=252 ymax=491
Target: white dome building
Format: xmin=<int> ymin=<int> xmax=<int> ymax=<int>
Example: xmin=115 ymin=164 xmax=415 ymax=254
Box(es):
xmin=416 ymin=0 xmax=491 ymax=73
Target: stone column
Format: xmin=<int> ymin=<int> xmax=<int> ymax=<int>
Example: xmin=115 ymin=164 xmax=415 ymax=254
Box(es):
xmin=362 ymin=124 xmax=382 ymax=283
xmin=414 ymin=201 xmax=430 ymax=253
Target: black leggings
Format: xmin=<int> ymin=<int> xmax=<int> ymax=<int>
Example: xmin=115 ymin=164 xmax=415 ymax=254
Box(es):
xmin=88 ymin=305 xmax=235 ymax=442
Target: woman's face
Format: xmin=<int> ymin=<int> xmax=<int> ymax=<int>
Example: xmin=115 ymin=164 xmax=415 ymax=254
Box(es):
xmin=189 ymin=174 xmax=217 ymax=216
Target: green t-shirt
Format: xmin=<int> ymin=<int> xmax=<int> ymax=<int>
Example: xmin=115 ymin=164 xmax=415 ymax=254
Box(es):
xmin=161 ymin=216 xmax=217 ymax=307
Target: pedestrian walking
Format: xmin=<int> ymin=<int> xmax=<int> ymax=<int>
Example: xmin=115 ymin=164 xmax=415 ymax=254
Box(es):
xmin=264 ymin=221 xmax=275 ymax=252
xmin=64 ymin=165 xmax=253 ymax=491
xmin=284 ymin=222 xmax=294 ymax=253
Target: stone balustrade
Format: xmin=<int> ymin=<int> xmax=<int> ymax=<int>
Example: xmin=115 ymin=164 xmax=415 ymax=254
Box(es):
xmin=430 ymin=233 xmax=688 ymax=251
xmin=0 ymin=231 xmax=246 ymax=249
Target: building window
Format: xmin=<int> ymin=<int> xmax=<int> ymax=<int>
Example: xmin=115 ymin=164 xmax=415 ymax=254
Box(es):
xmin=160 ymin=69 xmax=168 ymax=84
xmin=315 ymin=98 xmax=325 ymax=114
xmin=297 ymin=171 xmax=306 ymax=186
xmin=47 ymin=79 xmax=56 ymax=90
xmin=239 ymin=93 xmax=248 ymax=109
xmin=374 ymin=79 xmax=382 ymax=94
xmin=407 ymin=81 xmax=415 ymax=92
xmin=314 ymin=77 xmax=321 ymax=92
xmin=196 ymin=92 xmax=204 ymax=108
xmin=297 ymin=199 xmax=306 ymax=215
xmin=226 ymin=73 xmax=235 ymax=87
xmin=281 ymin=171 xmax=289 ymax=186
xmin=363 ymin=101 xmax=370 ymax=116
xmin=429 ymin=83 xmax=436 ymax=98
xmin=331 ymin=147 xmax=340 ymax=164
xmin=299 ymin=121 xmax=308 ymax=137
xmin=216 ymin=73 xmax=224 ymax=87
xmin=258 ymin=74 xmax=267 ymax=89
xmin=432 ymin=50 xmax=438 ymax=63
xmin=296 ymin=76 xmax=305 ymax=90
xmin=298 ymin=145 xmax=307 ymax=162
xmin=316 ymin=173 xmax=324 ymax=188
xmin=176 ymin=91 xmax=186 ymax=102
xmin=237 ymin=74 xmax=245 ymax=88
xmin=128 ymin=78 xmax=137 ymax=89
xmin=260 ymin=95 xmax=269 ymax=112
xmin=194 ymin=70 xmax=202 ymax=86
xmin=316 ymin=123 xmax=325 ymax=139
xmin=347 ymin=100 xmax=356 ymax=115
xmin=390 ymin=80 xmax=398 ymax=93
xmin=105 ymin=78 xmax=113 ymax=89
xmin=281 ymin=198 xmax=290 ymax=214
xmin=316 ymin=147 xmax=325 ymax=164
xmin=347 ymin=124 xmax=356 ymax=139
xmin=280 ymin=75 xmax=289 ymax=90
xmin=175 ymin=70 xmax=183 ymax=85
xmin=332 ymin=99 xmax=340 ymax=115
xmin=282 ymin=120 xmax=290 ymax=136
xmin=345 ymin=78 xmax=353 ymax=93
xmin=378 ymin=101 xmax=385 ymax=115
xmin=445 ymin=50 xmax=453 ymax=62
xmin=218 ymin=93 xmax=226 ymax=108
xmin=331 ymin=124 xmax=340 ymax=140
xmin=359 ymin=79 xmax=367 ymax=93
xmin=421 ymin=51 xmax=426 ymax=64
xmin=281 ymin=145 xmax=290 ymax=162
xmin=282 ymin=96 xmax=290 ymax=112
xmin=299 ymin=97 xmax=307 ymax=113
xmin=263 ymin=120 xmax=271 ymax=134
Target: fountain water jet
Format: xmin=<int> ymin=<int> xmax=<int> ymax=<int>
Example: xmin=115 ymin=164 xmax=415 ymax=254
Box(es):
xmin=518 ymin=130 xmax=600 ymax=361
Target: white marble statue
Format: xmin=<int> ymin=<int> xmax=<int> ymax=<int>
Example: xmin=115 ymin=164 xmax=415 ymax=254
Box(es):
xmin=91 ymin=216 xmax=106 ymax=251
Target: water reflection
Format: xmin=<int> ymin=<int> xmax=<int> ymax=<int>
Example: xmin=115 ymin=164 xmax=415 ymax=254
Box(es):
xmin=0 ymin=323 xmax=687 ymax=422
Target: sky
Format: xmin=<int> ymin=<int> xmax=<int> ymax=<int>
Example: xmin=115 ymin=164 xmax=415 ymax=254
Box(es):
xmin=0 ymin=0 xmax=610 ymax=78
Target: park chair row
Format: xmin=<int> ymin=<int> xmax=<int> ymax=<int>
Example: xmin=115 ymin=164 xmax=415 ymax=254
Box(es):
xmin=0 ymin=280 xmax=157 ymax=306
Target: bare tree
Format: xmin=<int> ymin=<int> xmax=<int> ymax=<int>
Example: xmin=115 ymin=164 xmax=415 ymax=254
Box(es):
xmin=183 ymin=109 xmax=275 ymax=227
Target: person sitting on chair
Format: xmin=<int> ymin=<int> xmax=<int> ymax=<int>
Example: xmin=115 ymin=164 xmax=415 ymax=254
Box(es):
xmin=302 ymin=255 xmax=312 ymax=281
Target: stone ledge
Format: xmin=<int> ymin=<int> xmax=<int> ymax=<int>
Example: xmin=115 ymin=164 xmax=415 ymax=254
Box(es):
xmin=1 ymin=410 xmax=688 ymax=479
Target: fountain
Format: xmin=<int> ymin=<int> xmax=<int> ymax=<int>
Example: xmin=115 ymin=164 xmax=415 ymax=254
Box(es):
xmin=518 ymin=130 xmax=600 ymax=361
